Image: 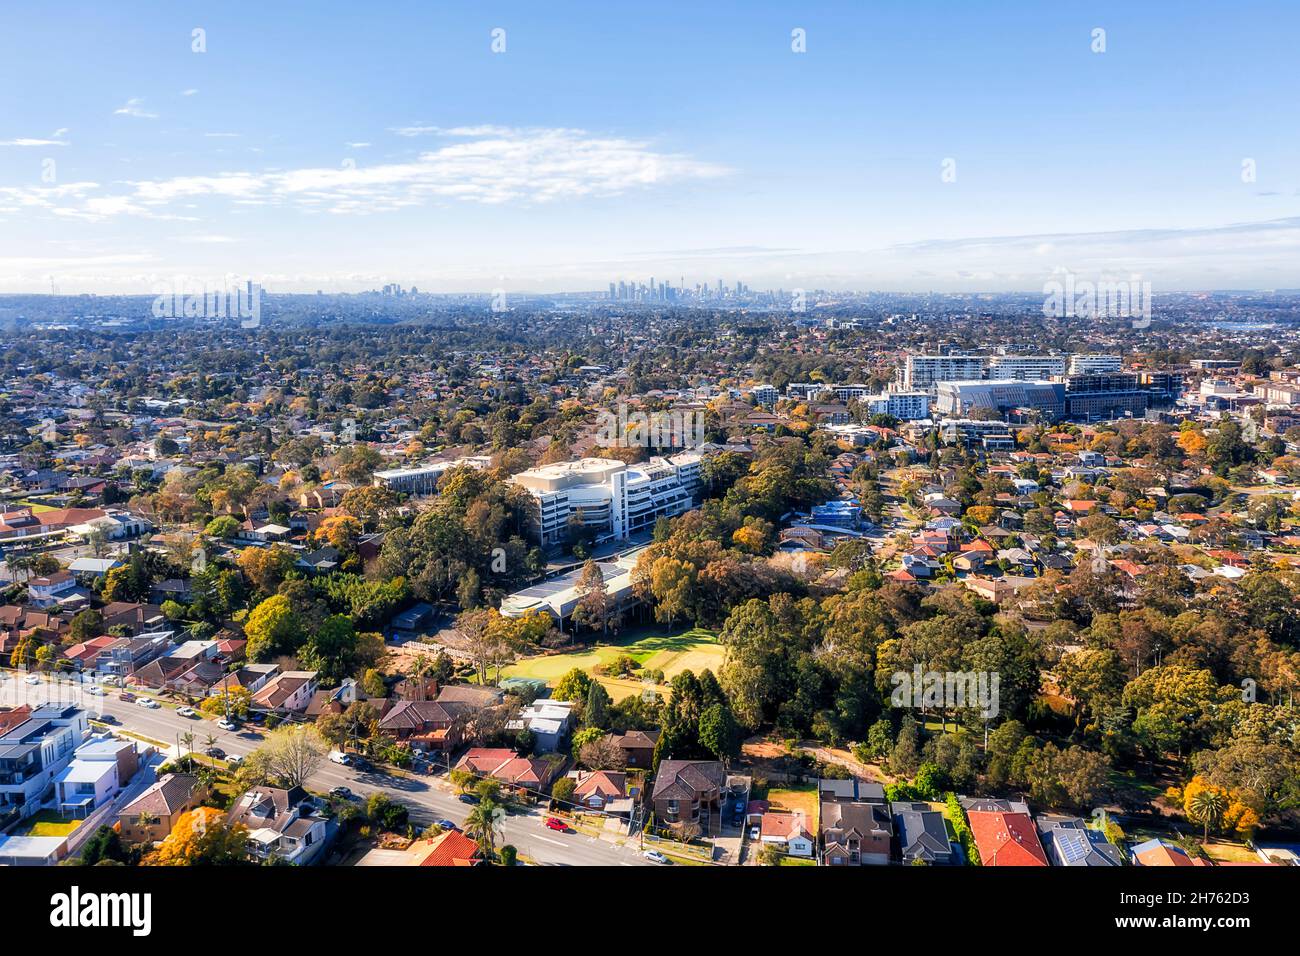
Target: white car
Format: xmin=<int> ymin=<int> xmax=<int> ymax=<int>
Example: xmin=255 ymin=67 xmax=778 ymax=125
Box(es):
xmin=175 ymin=706 xmax=197 ymax=717
xmin=86 ymin=685 xmax=104 ymax=696
xmin=136 ymin=698 xmax=160 ymax=709
xmin=227 ymin=754 xmax=244 ymax=766
xmin=642 ymin=849 xmax=669 ymax=864
xmin=749 ymin=826 xmax=760 ymax=841
xmin=23 ymin=674 xmax=40 ymax=685
xmin=216 ymin=718 xmax=238 ymax=731
xmin=328 ymin=750 xmax=353 ymax=766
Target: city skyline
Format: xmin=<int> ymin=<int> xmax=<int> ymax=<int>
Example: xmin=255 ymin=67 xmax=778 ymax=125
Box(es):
xmin=2 ymin=1 xmax=1299 ymax=294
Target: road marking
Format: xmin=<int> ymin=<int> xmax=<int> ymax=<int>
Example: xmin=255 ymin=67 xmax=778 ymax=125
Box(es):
xmin=534 ymin=835 xmax=566 ymax=847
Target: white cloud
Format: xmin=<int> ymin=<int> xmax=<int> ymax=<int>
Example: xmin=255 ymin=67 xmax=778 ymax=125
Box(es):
xmin=345 ymin=142 xmax=371 ymax=148
xmin=180 ymin=89 xmax=199 ymax=96
xmin=114 ymin=98 xmax=158 ymax=119
xmin=0 ymin=137 xmax=67 ymax=147
xmin=1 ymin=126 xmax=730 ymax=221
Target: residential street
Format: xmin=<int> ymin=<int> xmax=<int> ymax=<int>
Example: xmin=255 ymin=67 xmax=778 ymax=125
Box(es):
xmin=1 ymin=672 xmax=652 ymax=867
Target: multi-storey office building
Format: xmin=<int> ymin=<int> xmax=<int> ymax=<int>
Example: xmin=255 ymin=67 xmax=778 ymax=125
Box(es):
xmin=511 ymin=453 xmax=702 ymax=547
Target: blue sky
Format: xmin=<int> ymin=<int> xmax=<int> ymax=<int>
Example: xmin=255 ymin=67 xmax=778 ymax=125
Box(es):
xmin=1 ymin=0 xmax=1298 ymax=293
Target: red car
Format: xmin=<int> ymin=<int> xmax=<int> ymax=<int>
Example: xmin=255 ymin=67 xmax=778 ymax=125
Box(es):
xmin=544 ymin=816 xmax=569 ymax=832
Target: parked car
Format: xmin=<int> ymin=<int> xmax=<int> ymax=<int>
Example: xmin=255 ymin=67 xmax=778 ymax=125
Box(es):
xmin=137 ymin=698 xmax=160 ymax=709
xmin=329 ymin=786 xmax=356 ymax=800
xmin=643 ymin=849 xmax=669 ymax=864
xmin=227 ymin=754 xmax=243 ymax=766
xmin=23 ymin=674 xmax=40 ymax=685
xmin=328 ymin=750 xmax=353 ymax=766
xmin=216 ymin=718 xmax=239 ymax=731
xmin=176 ymin=706 xmax=197 ymax=717
xmin=118 ymin=691 xmax=136 ymax=702
xmin=458 ymin=793 xmax=479 ymax=804
xmin=749 ymin=826 xmax=760 ymax=841
xmin=544 ymin=816 xmax=569 ymax=832
xmin=204 ymin=747 xmax=225 ymax=759
xmin=86 ymin=685 xmax=104 ymax=696
xmin=97 ymin=714 xmax=119 ymax=725
xmin=100 ymin=676 xmax=121 ymax=687
xmin=351 ymin=757 xmax=373 ymax=773
xmin=436 ymin=818 xmax=458 ymax=830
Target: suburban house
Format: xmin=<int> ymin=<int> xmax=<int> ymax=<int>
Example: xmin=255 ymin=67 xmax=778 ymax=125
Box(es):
xmin=759 ymin=811 xmax=816 ymax=857
xmin=892 ymin=801 xmax=960 ymax=865
xmin=28 ymin=571 xmax=78 ymax=607
xmin=53 ymin=738 xmax=138 ymax=818
xmin=226 ymin=786 xmax=332 ymax=865
xmin=1036 ymin=814 xmax=1123 ymax=867
xmin=505 ymin=698 xmax=574 ymax=752
xmin=117 ymin=773 xmax=207 ymax=844
xmin=966 ymin=810 xmax=1050 ymax=866
xmin=602 ymin=729 xmax=659 ymax=768
xmin=820 ymin=799 xmax=893 ymax=866
xmin=455 ymin=748 xmax=567 ymax=793
xmin=568 ymin=769 xmax=627 ymax=810
xmin=651 ymin=759 xmax=725 ymax=836
xmin=377 ymin=700 xmax=469 ymax=752
xmin=1131 ymin=837 xmax=1207 ymax=867
xmin=356 ymin=827 xmax=482 ymax=867
xmin=250 ymin=670 xmax=319 ymax=714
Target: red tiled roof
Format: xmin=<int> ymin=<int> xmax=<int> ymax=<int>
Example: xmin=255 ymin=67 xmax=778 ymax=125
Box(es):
xmin=967 ymin=811 xmax=1049 ymax=866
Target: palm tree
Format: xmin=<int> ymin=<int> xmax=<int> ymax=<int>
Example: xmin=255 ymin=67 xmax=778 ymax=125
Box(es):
xmin=1188 ymin=787 xmax=1227 ymax=844
xmin=180 ymin=732 xmax=195 ymax=758
xmin=464 ymin=799 xmax=504 ymax=861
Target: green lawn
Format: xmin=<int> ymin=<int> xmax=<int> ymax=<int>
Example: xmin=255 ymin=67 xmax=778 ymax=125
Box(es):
xmin=24 ymin=810 xmax=81 ymax=837
xmin=501 ymin=626 xmax=724 ymax=700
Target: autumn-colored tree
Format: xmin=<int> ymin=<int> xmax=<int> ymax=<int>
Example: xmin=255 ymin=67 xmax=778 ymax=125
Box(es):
xmin=236 ymin=544 xmax=296 ymax=594
xmin=151 ymin=807 xmax=248 ymax=865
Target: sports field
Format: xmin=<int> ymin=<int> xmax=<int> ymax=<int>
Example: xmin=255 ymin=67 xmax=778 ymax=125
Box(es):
xmin=501 ymin=626 xmax=724 ymax=700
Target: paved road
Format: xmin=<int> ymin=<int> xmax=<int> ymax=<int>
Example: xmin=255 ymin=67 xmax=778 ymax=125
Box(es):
xmin=1 ymin=671 xmax=651 ymax=867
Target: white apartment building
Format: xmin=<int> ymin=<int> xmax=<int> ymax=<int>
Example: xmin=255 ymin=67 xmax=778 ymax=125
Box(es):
xmin=511 ymin=453 xmax=702 ymax=546
xmin=902 ymin=354 xmax=985 ymax=390
xmin=863 ymin=391 xmax=932 ymax=420
xmin=986 ymin=355 xmax=1068 ymax=381
xmin=1068 ymin=354 xmax=1123 ymax=375
xmin=750 ymin=384 xmax=779 ymax=408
